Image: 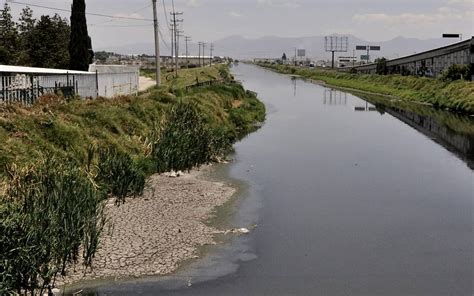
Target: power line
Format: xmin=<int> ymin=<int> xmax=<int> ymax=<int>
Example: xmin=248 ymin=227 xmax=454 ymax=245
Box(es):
xmin=159 ymin=27 xmax=170 ymax=50
xmin=88 ymin=4 xmax=153 ymax=26
xmin=8 ymin=1 xmax=153 ymax=21
xmin=90 ymin=24 xmax=152 ymax=28
xmin=161 ymin=0 xmax=171 ymax=30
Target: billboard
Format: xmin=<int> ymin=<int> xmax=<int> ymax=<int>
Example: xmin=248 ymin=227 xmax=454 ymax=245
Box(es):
xmin=325 ymin=36 xmax=349 ymax=52
xmin=369 ymin=46 xmax=381 ymax=51
xmin=356 ymin=45 xmax=367 ymax=50
xmin=297 ymin=49 xmax=306 ymax=57
xmin=442 ymin=34 xmax=461 ymax=38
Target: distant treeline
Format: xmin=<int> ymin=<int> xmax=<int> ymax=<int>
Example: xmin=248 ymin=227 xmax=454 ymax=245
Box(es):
xmin=0 ymin=2 xmax=93 ymax=70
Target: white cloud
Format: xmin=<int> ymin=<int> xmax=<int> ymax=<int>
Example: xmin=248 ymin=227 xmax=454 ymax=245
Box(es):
xmin=186 ymin=0 xmax=201 ymax=7
xmin=353 ymin=9 xmax=465 ymax=25
xmin=257 ymin=0 xmax=301 ymax=8
xmin=446 ymin=0 xmax=473 ymax=5
xmin=229 ymin=11 xmax=242 ymax=17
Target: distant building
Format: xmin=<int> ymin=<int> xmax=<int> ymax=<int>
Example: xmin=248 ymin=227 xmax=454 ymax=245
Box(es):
xmin=343 ymin=37 xmax=474 ymax=79
xmin=337 ymin=56 xmax=357 ymax=68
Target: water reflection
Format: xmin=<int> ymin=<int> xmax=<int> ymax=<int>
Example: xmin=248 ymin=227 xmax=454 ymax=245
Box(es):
xmin=324 ymin=89 xmax=347 ymax=105
xmin=357 ymin=93 xmax=474 ymax=169
xmin=291 ymin=76 xmax=297 ymax=96
xmin=354 ymin=101 xmax=378 ymax=112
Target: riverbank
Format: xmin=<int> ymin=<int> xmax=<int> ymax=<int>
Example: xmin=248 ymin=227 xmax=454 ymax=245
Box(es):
xmin=60 ymin=165 xmax=237 ymax=291
xmin=0 ymin=65 xmax=265 ymax=294
xmin=256 ymin=63 xmax=474 ymax=114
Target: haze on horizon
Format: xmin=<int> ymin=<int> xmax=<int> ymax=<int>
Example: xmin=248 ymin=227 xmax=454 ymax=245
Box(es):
xmin=6 ymin=0 xmax=474 ymax=49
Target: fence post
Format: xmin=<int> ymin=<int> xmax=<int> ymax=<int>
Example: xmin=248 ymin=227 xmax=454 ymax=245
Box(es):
xmin=95 ymin=70 xmax=99 ymax=98
xmin=73 ymin=76 xmax=77 ymax=97
xmin=30 ymin=74 xmax=34 ymax=105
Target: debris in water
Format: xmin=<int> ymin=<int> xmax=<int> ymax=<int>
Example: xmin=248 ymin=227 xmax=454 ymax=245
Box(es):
xmin=225 ymin=227 xmax=251 ymax=235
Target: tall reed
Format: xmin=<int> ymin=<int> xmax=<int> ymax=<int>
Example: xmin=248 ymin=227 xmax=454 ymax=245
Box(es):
xmin=0 ymin=159 xmax=106 ymax=295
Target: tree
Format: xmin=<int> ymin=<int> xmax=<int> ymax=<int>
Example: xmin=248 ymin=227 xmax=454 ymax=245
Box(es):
xmin=17 ymin=7 xmax=36 ymax=66
xmin=0 ymin=3 xmax=19 ymax=64
xmin=69 ymin=0 xmax=93 ymax=70
xmin=29 ymin=15 xmax=70 ymax=68
xmin=375 ymin=57 xmax=388 ymax=75
xmin=282 ymin=53 xmax=287 ymax=61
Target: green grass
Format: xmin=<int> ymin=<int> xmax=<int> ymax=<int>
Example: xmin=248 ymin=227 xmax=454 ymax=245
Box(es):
xmin=0 ymin=76 xmax=264 ymax=180
xmin=257 ymin=63 xmax=474 ymax=114
xmin=141 ymin=65 xmax=230 ymax=89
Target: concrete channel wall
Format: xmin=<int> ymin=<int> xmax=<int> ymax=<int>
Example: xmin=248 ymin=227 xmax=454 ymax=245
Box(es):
xmin=342 ymin=37 xmax=474 ymax=79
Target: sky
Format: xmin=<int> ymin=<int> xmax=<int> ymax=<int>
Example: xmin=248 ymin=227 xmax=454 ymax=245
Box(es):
xmin=5 ymin=0 xmax=474 ymax=50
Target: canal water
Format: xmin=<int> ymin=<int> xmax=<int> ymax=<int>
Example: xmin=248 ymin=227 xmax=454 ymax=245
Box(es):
xmin=83 ymin=64 xmax=473 ymax=295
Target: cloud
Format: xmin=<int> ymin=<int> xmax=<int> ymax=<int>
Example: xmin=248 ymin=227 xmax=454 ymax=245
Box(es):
xmin=353 ymin=9 xmax=465 ymax=25
xmin=446 ymin=0 xmax=473 ymax=5
xmin=112 ymin=13 xmax=145 ymax=19
xmin=229 ymin=11 xmax=242 ymax=17
xmin=186 ymin=0 xmax=201 ymax=7
xmin=257 ymin=0 xmax=301 ymax=8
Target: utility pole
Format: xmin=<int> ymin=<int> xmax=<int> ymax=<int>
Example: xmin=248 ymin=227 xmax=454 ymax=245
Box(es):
xmin=352 ymin=49 xmax=355 ymax=67
xmin=185 ymin=36 xmax=192 ymax=68
xmin=152 ymin=0 xmax=161 ymax=86
xmin=170 ymin=11 xmax=183 ymax=77
xmin=170 ymin=28 xmax=174 ymax=65
xmin=176 ymin=30 xmax=184 ymax=65
xmin=294 ymin=47 xmax=297 ymax=66
xmin=202 ymin=42 xmax=206 ymax=67
xmin=209 ymin=43 xmax=214 ymax=66
xmin=198 ymin=42 xmax=202 ymax=67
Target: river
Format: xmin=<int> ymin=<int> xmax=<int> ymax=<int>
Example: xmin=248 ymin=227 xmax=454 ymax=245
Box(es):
xmin=82 ymin=64 xmax=473 ymax=296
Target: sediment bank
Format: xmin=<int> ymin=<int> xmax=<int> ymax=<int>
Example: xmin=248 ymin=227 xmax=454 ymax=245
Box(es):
xmin=60 ymin=165 xmax=236 ymax=288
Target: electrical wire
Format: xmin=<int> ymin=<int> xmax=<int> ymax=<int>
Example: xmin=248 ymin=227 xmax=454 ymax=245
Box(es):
xmin=89 ymin=4 xmax=153 ymax=26
xmin=161 ymin=0 xmax=171 ymax=30
xmin=8 ymin=0 xmax=153 ymax=21
xmin=159 ymin=27 xmax=171 ymax=50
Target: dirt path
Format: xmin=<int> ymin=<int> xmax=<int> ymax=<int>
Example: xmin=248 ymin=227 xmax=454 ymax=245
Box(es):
xmin=139 ymin=76 xmax=156 ymax=91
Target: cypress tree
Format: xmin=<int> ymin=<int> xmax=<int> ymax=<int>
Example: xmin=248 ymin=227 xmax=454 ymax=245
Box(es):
xmin=69 ymin=0 xmax=93 ymax=71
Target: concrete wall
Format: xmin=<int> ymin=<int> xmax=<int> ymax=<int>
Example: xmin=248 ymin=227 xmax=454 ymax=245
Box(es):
xmin=342 ymin=37 xmax=473 ymax=79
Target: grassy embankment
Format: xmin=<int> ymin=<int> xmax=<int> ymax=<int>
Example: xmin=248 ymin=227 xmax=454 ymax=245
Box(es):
xmin=0 ymin=65 xmax=265 ymax=295
xmin=257 ymin=63 xmax=474 ymax=114
xmin=141 ymin=66 xmax=225 ymax=90
xmin=0 ymin=65 xmax=264 ymax=176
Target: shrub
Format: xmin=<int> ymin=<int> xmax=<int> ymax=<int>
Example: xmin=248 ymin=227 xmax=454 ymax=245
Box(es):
xmin=89 ymin=145 xmax=146 ymax=205
xmin=441 ymin=64 xmax=470 ymax=81
xmin=152 ymin=101 xmax=231 ymax=173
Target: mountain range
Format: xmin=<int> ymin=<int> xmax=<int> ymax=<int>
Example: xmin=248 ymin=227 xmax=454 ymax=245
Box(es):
xmin=98 ymin=34 xmax=461 ymax=61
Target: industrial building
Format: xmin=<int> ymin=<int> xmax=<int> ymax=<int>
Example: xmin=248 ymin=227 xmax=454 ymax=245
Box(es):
xmin=344 ymin=37 xmax=473 ymax=79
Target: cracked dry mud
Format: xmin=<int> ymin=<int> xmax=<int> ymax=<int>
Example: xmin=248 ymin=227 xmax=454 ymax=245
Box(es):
xmin=60 ymin=165 xmax=236 ymax=286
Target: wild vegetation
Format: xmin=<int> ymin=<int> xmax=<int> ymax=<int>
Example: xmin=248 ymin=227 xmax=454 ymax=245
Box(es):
xmin=0 ymin=65 xmax=265 ymax=294
xmin=257 ymin=63 xmax=474 ymax=114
